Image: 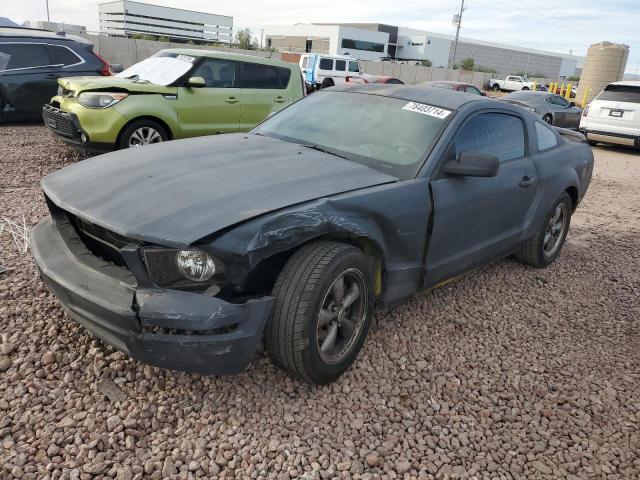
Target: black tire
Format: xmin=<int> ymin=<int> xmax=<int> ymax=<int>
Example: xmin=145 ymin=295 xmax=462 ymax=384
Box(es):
xmin=515 ymin=192 xmax=572 ymax=267
xmin=543 ymin=114 xmax=553 ymax=125
xmin=492 ymin=84 xmax=501 ymax=92
xmin=588 ymin=140 xmax=598 ymax=147
xmin=522 ymin=86 xmax=530 ymax=91
xmin=117 ymin=118 xmax=168 ymax=149
xmin=320 ymin=78 xmax=335 ymax=89
xmin=265 ymin=241 xmax=374 ymax=384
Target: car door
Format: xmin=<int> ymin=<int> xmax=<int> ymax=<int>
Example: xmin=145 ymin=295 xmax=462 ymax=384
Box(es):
xmin=424 ymin=111 xmax=540 ymax=287
xmin=317 ymin=57 xmax=333 ymax=85
xmin=175 ymin=57 xmax=240 ymax=136
xmin=0 ymin=42 xmax=59 ymax=121
xmin=238 ymin=62 xmax=291 ymax=131
xmin=334 ymin=59 xmax=348 ymax=84
xmin=505 ymin=76 xmax=520 ymax=91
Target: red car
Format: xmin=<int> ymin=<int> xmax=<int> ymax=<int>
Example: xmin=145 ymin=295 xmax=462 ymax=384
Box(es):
xmin=422 ymin=81 xmax=486 ymax=96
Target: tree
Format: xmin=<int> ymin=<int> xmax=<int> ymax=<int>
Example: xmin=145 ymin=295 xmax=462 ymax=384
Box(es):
xmin=460 ymin=57 xmax=475 ymax=71
xmin=235 ymin=28 xmax=258 ymax=50
xmin=420 ymin=59 xmax=433 ymax=67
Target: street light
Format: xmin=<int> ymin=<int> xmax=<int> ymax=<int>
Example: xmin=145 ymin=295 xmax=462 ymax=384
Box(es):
xmin=45 ymin=0 xmax=50 ymax=22
xmin=525 ymin=45 xmax=541 ymax=76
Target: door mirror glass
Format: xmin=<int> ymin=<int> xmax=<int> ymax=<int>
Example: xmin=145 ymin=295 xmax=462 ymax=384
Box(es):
xmin=186 ymin=76 xmax=206 ymax=88
xmin=443 ymin=152 xmax=499 ymax=177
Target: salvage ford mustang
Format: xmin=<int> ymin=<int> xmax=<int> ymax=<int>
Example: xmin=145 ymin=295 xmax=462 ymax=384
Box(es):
xmin=31 ymin=85 xmax=594 ymax=384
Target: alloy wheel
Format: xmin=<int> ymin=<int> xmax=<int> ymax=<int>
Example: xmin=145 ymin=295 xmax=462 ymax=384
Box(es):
xmin=543 ymin=203 xmax=567 ymax=257
xmin=128 ymin=127 xmax=163 ymax=147
xmin=316 ymin=268 xmax=368 ymax=365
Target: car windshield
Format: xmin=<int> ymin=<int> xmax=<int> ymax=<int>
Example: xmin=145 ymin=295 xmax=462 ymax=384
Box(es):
xmin=115 ymin=52 xmax=196 ymax=86
xmin=253 ymin=91 xmax=451 ymax=179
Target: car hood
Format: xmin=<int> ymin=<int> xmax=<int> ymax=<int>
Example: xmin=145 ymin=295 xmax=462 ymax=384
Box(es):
xmin=42 ymin=134 xmax=398 ymax=247
xmin=58 ymin=76 xmax=177 ymax=95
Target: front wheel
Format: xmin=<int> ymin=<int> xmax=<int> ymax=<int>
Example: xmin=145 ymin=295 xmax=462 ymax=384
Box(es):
xmin=515 ymin=192 xmax=572 ymax=267
xmin=265 ymin=242 xmax=374 ymax=384
xmin=117 ymin=119 xmax=168 ymax=149
xmin=492 ymin=84 xmax=501 ymax=92
xmin=543 ymin=113 xmax=553 ymax=125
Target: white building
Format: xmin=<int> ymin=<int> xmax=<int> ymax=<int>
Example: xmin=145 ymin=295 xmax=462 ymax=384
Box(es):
xmin=264 ymin=23 xmax=584 ymax=79
xmin=98 ymin=0 xmax=233 ymax=43
xmin=23 ymin=20 xmax=86 ymax=35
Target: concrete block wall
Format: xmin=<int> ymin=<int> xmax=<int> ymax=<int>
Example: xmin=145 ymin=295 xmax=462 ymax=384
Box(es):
xmin=360 ymin=61 xmax=494 ymax=89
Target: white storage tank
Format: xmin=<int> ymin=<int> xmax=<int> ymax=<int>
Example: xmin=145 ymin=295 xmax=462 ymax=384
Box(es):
xmin=577 ymin=42 xmax=629 ymax=105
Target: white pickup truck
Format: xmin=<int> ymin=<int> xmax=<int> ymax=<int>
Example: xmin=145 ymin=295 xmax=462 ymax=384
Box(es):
xmin=489 ymin=75 xmax=536 ymax=92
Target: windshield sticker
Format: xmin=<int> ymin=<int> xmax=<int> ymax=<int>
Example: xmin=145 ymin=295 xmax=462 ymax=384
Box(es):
xmin=176 ymin=55 xmax=196 ymax=63
xmin=402 ymin=102 xmax=452 ymax=119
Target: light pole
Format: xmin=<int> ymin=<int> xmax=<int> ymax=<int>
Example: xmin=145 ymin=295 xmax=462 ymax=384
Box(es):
xmin=45 ymin=0 xmax=50 ymax=22
xmin=449 ymin=0 xmax=465 ymax=69
xmin=525 ymin=44 xmax=541 ymax=76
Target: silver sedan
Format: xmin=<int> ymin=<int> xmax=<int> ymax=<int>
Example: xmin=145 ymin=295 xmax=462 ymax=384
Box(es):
xmin=500 ymin=91 xmax=583 ymax=129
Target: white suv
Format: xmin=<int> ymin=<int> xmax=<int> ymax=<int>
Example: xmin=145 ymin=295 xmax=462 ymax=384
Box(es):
xmin=580 ymin=81 xmax=640 ymax=149
xmin=300 ymin=54 xmax=364 ymax=90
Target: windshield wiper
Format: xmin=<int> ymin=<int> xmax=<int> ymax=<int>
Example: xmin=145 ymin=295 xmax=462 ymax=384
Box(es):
xmin=300 ymin=143 xmax=351 ymax=160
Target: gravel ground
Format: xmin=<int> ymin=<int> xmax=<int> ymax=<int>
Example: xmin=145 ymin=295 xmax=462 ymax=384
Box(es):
xmin=1 ymin=125 xmax=639 ymax=480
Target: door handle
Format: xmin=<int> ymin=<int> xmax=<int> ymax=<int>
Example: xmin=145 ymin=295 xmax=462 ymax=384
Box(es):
xmin=274 ymin=96 xmax=286 ymax=103
xmin=225 ymin=97 xmax=239 ymax=104
xmin=519 ymin=176 xmax=537 ymax=188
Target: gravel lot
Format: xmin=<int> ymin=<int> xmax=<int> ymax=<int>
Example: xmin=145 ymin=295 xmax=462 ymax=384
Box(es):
xmin=1 ymin=125 xmax=639 ymax=480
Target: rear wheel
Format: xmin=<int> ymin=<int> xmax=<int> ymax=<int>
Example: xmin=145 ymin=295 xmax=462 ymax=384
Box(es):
xmin=515 ymin=192 xmax=572 ymax=267
xmin=265 ymin=242 xmax=374 ymax=384
xmin=492 ymin=84 xmax=500 ymax=92
xmin=117 ymin=119 xmax=168 ymax=149
xmin=320 ymin=78 xmax=335 ymax=89
xmin=522 ymin=87 xmax=530 ymax=91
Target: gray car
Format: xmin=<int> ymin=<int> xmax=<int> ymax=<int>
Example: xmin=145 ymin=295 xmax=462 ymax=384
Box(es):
xmin=501 ymin=91 xmax=583 ymax=129
xmin=31 ymin=85 xmax=593 ymax=384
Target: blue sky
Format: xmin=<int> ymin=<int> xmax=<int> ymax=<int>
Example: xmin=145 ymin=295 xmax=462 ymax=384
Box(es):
xmin=9 ymin=0 xmax=640 ymax=72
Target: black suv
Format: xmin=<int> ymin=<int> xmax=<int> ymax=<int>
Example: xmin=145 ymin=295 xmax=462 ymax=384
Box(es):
xmin=1 ymin=27 xmax=119 ymax=122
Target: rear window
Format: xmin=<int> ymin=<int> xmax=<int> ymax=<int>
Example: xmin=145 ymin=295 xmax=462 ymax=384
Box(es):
xmin=535 ymin=121 xmax=558 ymax=151
xmin=0 ymin=43 xmax=50 ymax=71
xmin=240 ymin=63 xmax=291 ymax=89
xmin=598 ymin=85 xmax=640 ymax=103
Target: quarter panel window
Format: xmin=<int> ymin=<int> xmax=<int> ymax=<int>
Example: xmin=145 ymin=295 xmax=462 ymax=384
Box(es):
xmin=47 ymin=45 xmax=81 ymax=66
xmin=453 ymin=113 xmax=525 ymax=162
xmin=319 ymin=58 xmax=333 ymax=70
xmin=535 ymin=121 xmax=558 ymax=151
xmin=240 ymin=63 xmax=290 ymax=89
xmin=348 ymin=61 xmax=359 ymax=73
xmin=0 ymin=43 xmax=50 ymax=71
xmin=193 ymin=59 xmax=237 ymax=88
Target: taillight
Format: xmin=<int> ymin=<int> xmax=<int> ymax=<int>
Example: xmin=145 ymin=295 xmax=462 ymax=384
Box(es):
xmin=94 ymin=52 xmax=112 ymax=76
xmin=582 ymin=104 xmax=590 ymax=117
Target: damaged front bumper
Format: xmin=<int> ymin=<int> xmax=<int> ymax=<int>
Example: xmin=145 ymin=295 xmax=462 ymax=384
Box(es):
xmin=30 ymin=217 xmax=274 ymax=375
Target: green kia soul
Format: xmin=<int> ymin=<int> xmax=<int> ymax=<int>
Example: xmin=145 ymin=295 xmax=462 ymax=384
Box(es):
xmin=42 ymin=49 xmax=305 ymax=150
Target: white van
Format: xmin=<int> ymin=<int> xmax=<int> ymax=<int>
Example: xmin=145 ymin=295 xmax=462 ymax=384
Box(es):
xmin=300 ymin=54 xmax=364 ymax=89
xmin=580 ymin=81 xmax=640 ymax=149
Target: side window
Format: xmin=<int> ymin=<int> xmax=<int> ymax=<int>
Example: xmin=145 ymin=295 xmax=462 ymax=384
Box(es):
xmin=453 ymin=113 xmax=525 ymax=162
xmin=466 ymin=86 xmax=482 ymax=95
xmin=47 ymin=45 xmax=81 ymax=66
xmin=348 ymin=61 xmax=359 ymax=73
xmin=0 ymin=43 xmax=50 ymax=71
xmin=318 ymin=58 xmax=333 ymax=71
xmin=240 ymin=63 xmax=291 ymax=89
xmin=335 ymin=60 xmax=346 ymax=71
xmin=192 ymin=59 xmax=237 ymax=88
xmin=535 ymin=121 xmax=558 ymax=151
xmin=555 ymin=96 xmax=570 ymax=108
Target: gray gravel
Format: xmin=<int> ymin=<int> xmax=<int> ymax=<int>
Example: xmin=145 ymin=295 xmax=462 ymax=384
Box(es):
xmin=1 ymin=125 xmax=639 ymax=480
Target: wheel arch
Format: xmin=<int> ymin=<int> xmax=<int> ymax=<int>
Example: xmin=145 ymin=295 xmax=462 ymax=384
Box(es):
xmin=565 ymin=185 xmax=579 ymax=211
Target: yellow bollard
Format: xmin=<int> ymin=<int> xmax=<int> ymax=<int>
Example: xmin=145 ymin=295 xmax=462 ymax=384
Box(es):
xmin=581 ymin=86 xmax=590 ymax=108
xmin=532 ymin=81 xmax=537 ymax=92
xmin=565 ymin=83 xmax=573 ymax=101
xmin=561 ymin=83 xmax=566 ymax=96
xmin=550 ymin=82 xmax=556 ymax=94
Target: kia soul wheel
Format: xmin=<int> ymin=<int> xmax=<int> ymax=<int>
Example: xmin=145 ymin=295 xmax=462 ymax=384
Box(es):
xmin=265 ymin=242 xmax=374 ymax=384
xmin=118 ymin=119 xmax=168 ymax=149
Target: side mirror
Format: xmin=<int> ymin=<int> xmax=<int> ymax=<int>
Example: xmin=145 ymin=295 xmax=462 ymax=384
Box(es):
xmin=109 ymin=64 xmax=123 ymax=74
xmin=443 ymin=151 xmax=499 ymax=177
xmin=186 ymin=76 xmax=206 ymax=88
xmin=569 ymin=101 xmax=576 ymax=107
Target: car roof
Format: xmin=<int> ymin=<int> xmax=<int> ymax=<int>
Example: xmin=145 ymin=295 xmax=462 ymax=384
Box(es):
xmin=330 ymin=84 xmax=486 ymax=110
xmin=0 ymin=26 xmax=91 ymax=45
xmin=161 ymin=48 xmax=296 ymax=69
xmin=424 ymin=81 xmax=469 ymax=87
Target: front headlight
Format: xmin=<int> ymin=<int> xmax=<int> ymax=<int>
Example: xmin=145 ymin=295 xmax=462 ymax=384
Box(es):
xmin=78 ymin=92 xmax=128 ymax=108
xmin=142 ymin=248 xmax=225 ymax=288
xmin=176 ymin=250 xmax=216 ymax=282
